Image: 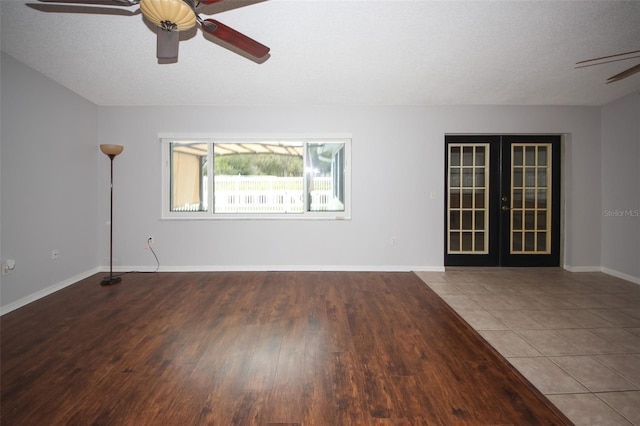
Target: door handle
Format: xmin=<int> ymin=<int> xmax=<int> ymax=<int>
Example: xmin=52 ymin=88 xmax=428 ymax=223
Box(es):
xmin=502 ymin=205 xmax=510 ymax=211
xmin=501 ymin=196 xmax=508 ymax=202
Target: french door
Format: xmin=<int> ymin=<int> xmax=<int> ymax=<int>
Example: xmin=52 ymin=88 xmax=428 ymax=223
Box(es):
xmin=444 ymin=135 xmax=561 ymax=267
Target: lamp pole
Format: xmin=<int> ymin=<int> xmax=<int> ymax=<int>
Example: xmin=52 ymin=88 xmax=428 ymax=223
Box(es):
xmin=100 ymin=144 xmax=124 ymax=286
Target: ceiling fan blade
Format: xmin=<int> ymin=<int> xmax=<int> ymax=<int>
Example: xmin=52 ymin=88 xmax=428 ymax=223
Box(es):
xmin=606 ymin=63 xmax=640 ymax=83
xmin=201 ymin=18 xmax=269 ymax=58
xmin=576 ymin=49 xmax=640 ymax=65
xmin=37 ymin=0 xmax=138 ymax=5
xmin=28 ymin=3 xmax=140 ymax=15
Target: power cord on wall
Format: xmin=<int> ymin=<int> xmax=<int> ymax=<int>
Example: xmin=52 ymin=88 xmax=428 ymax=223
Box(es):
xmin=109 ymin=237 xmax=160 ymax=279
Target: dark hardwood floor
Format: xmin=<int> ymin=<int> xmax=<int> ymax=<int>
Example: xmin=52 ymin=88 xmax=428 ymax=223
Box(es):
xmin=1 ymin=272 xmax=572 ymax=425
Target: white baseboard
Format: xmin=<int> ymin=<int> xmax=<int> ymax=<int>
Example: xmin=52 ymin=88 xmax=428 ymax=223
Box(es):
xmin=0 ymin=267 xmax=100 ymax=316
xmin=563 ymin=265 xmax=601 ymax=272
xmin=113 ymin=265 xmax=446 ymax=273
xmin=601 ymin=267 xmax=640 ymax=285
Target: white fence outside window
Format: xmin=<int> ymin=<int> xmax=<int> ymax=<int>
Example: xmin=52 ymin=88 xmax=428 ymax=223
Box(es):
xmin=174 ymin=176 xmax=334 ymax=213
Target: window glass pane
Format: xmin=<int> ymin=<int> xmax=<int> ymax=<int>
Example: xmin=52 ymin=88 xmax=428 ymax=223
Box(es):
xmin=306 ymin=142 xmax=346 ymax=212
xmin=170 ymin=143 xmax=208 ymax=212
xmin=214 ymin=142 xmax=304 ymax=213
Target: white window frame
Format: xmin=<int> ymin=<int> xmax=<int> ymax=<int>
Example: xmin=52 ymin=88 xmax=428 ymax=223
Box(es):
xmin=161 ymin=134 xmax=352 ymax=220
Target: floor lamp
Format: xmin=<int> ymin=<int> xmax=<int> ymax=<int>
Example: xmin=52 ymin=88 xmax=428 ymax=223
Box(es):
xmin=100 ymin=144 xmax=124 ymax=286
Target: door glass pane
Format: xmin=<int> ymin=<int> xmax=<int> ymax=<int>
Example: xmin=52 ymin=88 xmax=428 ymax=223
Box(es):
xmin=475 ymin=232 xmax=485 ymax=251
xmin=475 ymin=189 xmax=485 ymax=208
xmin=525 ymin=147 xmax=535 ymax=165
xmin=462 ymin=211 xmax=473 ymax=229
xmin=513 ymin=189 xmax=523 ymax=209
xmin=463 ymin=168 xmax=473 ymax=187
xmin=450 ymin=189 xmax=460 ymax=208
xmin=462 ymin=232 xmax=473 ymax=251
xmin=537 ymin=147 xmax=547 ymax=166
xmin=463 ymin=147 xmax=473 ymax=166
xmin=447 ymin=143 xmax=489 ymax=254
xmin=450 ymin=232 xmax=460 ymax=251
xmin=475 ymin=211 xmax=485 ymax=231
xmin=450 ymin=210 xmax=460 ymax=230
xmin=450 ymin=147 xmax=461 ymax=166
xmin=512 ymin=211 xmax=522 ymax=230
xmin=513 ymin=146 xmax=523 ymax=166
xmin=537 ymin=211 xmax=547 ymax=230
xmin=450 ymin=169 xmax=460 ymax=187
xmin=510 ymin=143 xmax=552 ymax=254
xmin=525 ymin=232 xmax=535 ymax=251
xmin=462 ymin=190 xmax=473 ymax=208
xmin=513 ymin=232 xmax=522 ymax=252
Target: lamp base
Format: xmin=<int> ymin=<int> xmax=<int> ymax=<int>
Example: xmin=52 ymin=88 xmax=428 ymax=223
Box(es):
xmin=101 ymin=275 xmax=122 ymax=286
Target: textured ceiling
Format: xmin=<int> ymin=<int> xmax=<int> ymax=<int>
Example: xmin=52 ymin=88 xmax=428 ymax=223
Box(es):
xmin=1 ymin=0 xmax=639 ymax=106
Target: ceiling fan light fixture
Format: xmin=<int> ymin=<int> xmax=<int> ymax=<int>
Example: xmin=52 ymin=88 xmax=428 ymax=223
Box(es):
xmin=140 ymin=0 xmax=196 ymax=31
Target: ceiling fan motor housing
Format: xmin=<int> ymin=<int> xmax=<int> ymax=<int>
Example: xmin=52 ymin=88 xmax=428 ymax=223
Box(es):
xmin=140 ymin=0 xmax=196 ymax=31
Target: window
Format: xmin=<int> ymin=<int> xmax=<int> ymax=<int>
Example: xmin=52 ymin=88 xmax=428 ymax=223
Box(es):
xmin=161 ymin=136 xmax=351 ymax=219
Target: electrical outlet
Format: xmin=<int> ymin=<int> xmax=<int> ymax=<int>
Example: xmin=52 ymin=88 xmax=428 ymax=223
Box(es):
xmin=390 ymin=236 xmax=397 ymax=246
xmin=148 ymin=236 xmax=154 ymax=245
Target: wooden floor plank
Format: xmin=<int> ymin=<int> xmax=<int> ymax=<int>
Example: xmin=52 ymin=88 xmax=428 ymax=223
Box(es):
xmin=1 ymin=271 xmax=571 ymax=425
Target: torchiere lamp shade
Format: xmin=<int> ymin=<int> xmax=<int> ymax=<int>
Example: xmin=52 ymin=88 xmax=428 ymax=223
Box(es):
xmin=100 ymin=144 xmax=124 ymax=157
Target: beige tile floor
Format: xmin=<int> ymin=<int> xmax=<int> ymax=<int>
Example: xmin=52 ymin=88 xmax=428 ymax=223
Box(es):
xmin=416 ymin=268 xmax=640 ymax=426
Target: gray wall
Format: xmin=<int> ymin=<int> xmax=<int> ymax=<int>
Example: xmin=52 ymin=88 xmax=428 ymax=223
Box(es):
xmin=601 ymin=93 xmax=640 ymax=281
xmin=97 ymin=105 xmax=602 ymax=272
xmin=2 ymin=54 xmax=637 ymax=313
xmin=1 ymin=52 xmax=100 ymax=312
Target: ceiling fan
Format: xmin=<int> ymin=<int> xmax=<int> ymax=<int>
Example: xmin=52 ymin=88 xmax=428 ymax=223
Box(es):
xmin=29 ymin=0 xmax=270 ymax=61
xmin=575 ymin=49 xmax=640 ymax=83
